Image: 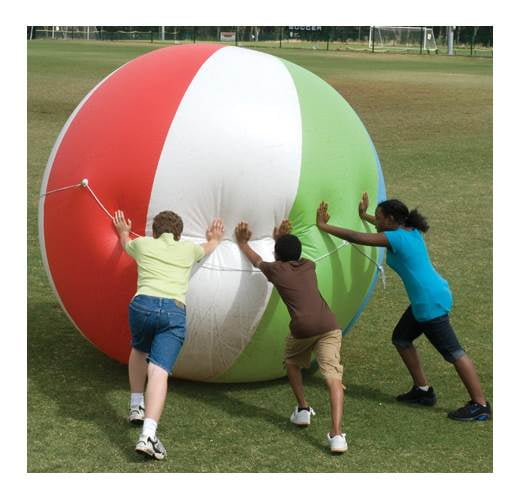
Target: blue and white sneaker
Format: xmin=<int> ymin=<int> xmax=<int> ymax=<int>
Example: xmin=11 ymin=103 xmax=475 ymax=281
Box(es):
xmin=448 ymin=401 xmax=491 ymax=421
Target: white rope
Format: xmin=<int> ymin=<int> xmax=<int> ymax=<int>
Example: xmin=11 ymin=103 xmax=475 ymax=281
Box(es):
xmin=198 ymin=262 xmax=262 ymax=273
xmin=198 ymin=241 xmax=352 ymax=273
xmin=83 ymin=185 xmax=112 ymax=219
xmin=350 ymin=243 xmax=386 ymax=289
xmin=40 ymin=178 xmax=143 ymax=238
xmin=314 ymin=241 xmax=349 ymax=262
xmin=83 ymin=184 xmax=143 ymax=238
xmin=39 ymin=178 xmax=385 ymax=286
xmin=39 ymin=182 xmax=83 ymax=197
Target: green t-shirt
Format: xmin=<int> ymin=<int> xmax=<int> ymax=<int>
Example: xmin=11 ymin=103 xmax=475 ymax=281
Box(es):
xmin=125 ymin=233 xmax=205 ymax=304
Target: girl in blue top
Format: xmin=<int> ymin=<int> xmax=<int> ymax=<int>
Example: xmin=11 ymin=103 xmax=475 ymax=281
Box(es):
xmin=316 ymin=194 xmax=490 ymax=421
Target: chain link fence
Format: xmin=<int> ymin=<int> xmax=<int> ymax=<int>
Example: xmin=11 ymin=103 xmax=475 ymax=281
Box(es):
xmin=28 ymin=26 xmax=493 ymax=58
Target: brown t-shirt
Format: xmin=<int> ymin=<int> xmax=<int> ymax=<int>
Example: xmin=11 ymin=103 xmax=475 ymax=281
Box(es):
xmin=258 ymin=259 xmax=340 ymax=339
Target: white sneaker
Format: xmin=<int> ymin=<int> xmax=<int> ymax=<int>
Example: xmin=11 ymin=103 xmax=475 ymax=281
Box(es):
xmin=327 ymin=433 xmax=348 ymax=453
xmin=290 ymin=406 xmax=316 ymax=426
xmin=135 ymin=434 xmax=167 ymax=460
xmin=128 ymin=405 xmax=145 ymax=425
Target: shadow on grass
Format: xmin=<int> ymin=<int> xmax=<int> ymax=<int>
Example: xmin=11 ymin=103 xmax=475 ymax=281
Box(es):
xmin=302 ymin=369 xmax=452 ymax=415
xmin=28 ymin=294 xmax=447 ymax=463
xmin=28 ymin=300 xmax=332 ymax=461
xmin=171 ymin=374 xmax=331 ymax=456
xmin=30 ymin=298 xmax=450 ymax=464
xmin=28 ymin=300 xmax=141 ymax=463
xmin=344 ymin=382 xmax=452 ymax=415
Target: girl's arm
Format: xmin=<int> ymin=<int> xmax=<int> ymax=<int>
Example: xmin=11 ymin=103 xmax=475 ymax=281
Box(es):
xmin=317 ymin=202 xmax=390 ymax=248
xmin=318 ymin=222 xmax=389 ymax=247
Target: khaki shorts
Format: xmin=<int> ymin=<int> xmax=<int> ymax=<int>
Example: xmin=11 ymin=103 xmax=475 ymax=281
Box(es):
xmin=284 ymin=329 xmax=343 ymax=380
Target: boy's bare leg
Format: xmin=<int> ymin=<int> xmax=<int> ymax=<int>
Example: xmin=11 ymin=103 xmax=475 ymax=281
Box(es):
xmin=144 ymin=363 xmax=169 ymax=422
xmin=129 ymin=348 xmax=148 ymax=393
xmin=453 ymin=355 xmax=486 ymax=405
xmin=396 ymin=346 xmax=429 ymax=387
xmin=325 ymin=377 xmax=344 ymax=436
xmin=286 ymin=363 xmax=308 ymax=408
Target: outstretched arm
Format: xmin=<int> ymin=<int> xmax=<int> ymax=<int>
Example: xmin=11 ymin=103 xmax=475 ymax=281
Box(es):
xmin=201 ymin=218 xmax=225 ymax=256
xmin=113 ymin=210 xmax=132 ymax=250
xmin=316 ymin=201 xmax=389 ymax=248
xmin=359 ymin=192 xmax=376 ymax=226
xmin=235 ymin=222 xmax=262 ymax=267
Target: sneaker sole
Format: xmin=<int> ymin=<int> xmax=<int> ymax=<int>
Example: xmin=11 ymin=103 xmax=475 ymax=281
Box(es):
xmin=291 ymin=421 xmax=310 ymax=427
xmin=397 ymin=398 xmax=437 ymax=407
xmin=447 ymin=413 xmax=491 ymax=422
xmin=135 ymin=446 xmax=165 ymax=460
xmin=129 ymin=418 xmax=144 ymax=426
xmin=331 ymin=447 xmax=348 ymax=453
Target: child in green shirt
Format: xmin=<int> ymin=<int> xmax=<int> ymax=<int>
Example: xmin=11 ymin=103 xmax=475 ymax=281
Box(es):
xmin=114 ymin=210 xmax=224 ymax=460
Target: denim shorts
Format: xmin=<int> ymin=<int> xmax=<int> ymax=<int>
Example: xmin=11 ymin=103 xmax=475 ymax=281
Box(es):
xmin=128 ymin=294 xmax=186 ymax=374
xmin=392 ymin=306 xmax=465 ymax=363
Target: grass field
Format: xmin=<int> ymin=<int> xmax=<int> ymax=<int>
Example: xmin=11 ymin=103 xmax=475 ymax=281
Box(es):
xmin=32 ymin=33 xmax=495 ymax=57
xmin=27 ymin=40 xmax=493 ymax=472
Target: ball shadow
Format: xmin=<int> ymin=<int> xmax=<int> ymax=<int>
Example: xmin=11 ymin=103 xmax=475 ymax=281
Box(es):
xmin=171 ymin=375 xmax=332 ymax=456
xmin=28 ymin=299 xmax=331 ymax=464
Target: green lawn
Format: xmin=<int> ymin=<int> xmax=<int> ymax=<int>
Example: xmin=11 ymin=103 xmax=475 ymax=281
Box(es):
xmin=27 ymin=40 xmax=492 ymax=472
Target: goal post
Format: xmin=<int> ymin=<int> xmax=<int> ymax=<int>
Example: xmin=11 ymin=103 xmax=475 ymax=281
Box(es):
xmin=369 ymin=26 xmax=438 ymax=53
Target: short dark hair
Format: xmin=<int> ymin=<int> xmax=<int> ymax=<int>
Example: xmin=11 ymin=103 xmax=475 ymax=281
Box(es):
xmin=274 ymin=234 xmax=302 ymax=262
xmin=152 ymin=211 xmax=183 ymax=240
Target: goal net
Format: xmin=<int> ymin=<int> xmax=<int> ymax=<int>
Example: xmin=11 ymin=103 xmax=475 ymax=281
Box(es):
xmin=31 ymin=27 xmax=156 ymax=41
xmin=369 ymin=26 xmax=437 ymax=52
xmin=32 ymin=27 xmax=102 ymax=40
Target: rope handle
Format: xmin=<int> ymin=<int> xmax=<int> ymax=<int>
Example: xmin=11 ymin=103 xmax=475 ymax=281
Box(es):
xmin=40 ymin=178 xmax=386 ymax=286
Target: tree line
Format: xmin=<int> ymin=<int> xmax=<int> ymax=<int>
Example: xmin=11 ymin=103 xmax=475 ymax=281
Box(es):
xmin=27 ymin=26 xmax=493 ymax=46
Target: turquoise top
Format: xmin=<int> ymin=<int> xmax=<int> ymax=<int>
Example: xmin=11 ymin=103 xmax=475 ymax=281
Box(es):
xmin=384 ymin=228 xmax=452 ymax=322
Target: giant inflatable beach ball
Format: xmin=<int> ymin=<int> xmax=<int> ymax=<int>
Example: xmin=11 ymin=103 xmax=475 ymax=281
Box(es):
xmin=39 ymin=44 xmax=385 ymax=382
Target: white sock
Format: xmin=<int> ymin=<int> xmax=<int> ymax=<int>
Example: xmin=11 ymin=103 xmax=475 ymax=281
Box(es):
xmin=142 ymin=418 xmax=157 ymax=438
xmin=130 ymin=392 xmax=144 ymax=408
xmin=418 ymin=385 xmax=430 ymax=392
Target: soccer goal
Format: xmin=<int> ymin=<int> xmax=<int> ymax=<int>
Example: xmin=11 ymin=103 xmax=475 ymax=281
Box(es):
xmin=32 ymin=27 xmax=102 ymax=40
xmin=369 ymin=26 xmax=438 ymax=53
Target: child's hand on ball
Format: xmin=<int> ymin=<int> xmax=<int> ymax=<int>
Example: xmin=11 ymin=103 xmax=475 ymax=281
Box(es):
xmin=273 ymin=219 xmax=291 ymax=240
xmin=206 ymin=218 xmax=224 ymax=241
xmin=235 ymin=222 xmax=252 ymax=244
xmin=316 ymin=201 xmax=330 ymax=228
xmin=113 ymin=210 xmax=132 ymax=234
xmin=359 ymin=192 xmax=369 ymax=219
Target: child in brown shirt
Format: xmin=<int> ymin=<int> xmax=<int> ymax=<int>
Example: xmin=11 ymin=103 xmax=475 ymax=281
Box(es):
xmin=235 ymin=219 xmax=348 ymax=454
